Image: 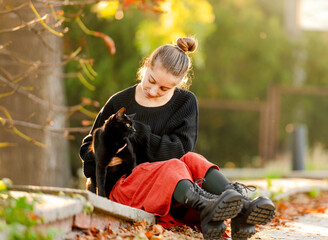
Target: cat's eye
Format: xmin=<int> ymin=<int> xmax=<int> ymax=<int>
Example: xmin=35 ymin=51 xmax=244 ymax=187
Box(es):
xmin=126 ymin=123 xmax=131 ymax=128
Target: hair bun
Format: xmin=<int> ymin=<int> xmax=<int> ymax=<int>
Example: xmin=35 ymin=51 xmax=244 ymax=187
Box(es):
xmin=176 ymin=37 xmax=197 ymax=53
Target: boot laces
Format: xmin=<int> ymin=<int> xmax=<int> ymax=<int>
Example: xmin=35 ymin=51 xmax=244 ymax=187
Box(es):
xmin=227 ymin=182 xmax=256 ymax=200
xmin=193 ymin=177 xmax=219 ymax=199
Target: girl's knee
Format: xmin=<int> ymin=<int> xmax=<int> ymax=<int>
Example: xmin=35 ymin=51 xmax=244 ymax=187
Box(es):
xmin=181 ymin=152 xmax=207 ymax=163
xmin=164 ymin=158 xmax=190 ymax=173
xmin=180 ymin=152 xmax=217 ymax=176
xmin=167 ymin=158 xmax=186 ymax=167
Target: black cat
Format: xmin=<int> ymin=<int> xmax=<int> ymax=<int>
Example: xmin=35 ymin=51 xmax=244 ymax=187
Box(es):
xmin=89 ymin=107 xmax=136 ymax=197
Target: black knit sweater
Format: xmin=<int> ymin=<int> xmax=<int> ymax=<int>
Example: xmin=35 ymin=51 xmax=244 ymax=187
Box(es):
xmin=79 ymin=84 xmax=199 ymax=178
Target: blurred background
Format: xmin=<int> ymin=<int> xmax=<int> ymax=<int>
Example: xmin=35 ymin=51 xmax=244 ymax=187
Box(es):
xmin=0 ymin=0 xmax=327 ymax=188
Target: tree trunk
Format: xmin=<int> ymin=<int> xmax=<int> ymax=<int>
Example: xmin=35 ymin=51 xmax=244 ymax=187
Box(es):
xmin=0 ymin=0 xmax=71 ymax=187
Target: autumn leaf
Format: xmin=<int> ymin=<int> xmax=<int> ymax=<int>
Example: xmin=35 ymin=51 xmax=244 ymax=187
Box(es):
xmin=306 ymin=207 xmax=327 ymax=214
xmin=93 ymin=31 xmax=116 ymax=55
xmin=75 ymin=17 xmax=116 ymax=55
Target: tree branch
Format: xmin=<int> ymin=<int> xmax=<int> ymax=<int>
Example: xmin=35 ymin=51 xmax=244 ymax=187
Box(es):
xmin=0 ymin=2 xmax=30 ymax=15
xmin=0 ymin=74 xmax=82 ymax=112
xmin=0 ymin=106 xmax=46 ymax=148
xmin=35 ymin=0 xmax=105 ymax=7
xmin=0 ymin=42 xmax=12 ymax=51
xmin=0 ymin=15 xmax=48 ymax=33
xmin=0 ymin=117 xmax=91 ymax=133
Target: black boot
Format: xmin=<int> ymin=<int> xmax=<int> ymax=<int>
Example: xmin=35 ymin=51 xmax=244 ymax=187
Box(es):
xmin=228 ymin=182 xmax=276 ymax=240
xmin=184 ymin=180 xmax=244 ymax=240
xmin=231 ymin=216 xmax=255 ymax=240
xmin=201 ymin=220 xmax=226 ymax=240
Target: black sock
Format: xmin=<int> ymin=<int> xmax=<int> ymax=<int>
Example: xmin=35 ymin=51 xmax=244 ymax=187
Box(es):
xmin=203 ymin=167 xmax=230 ymax=195
xmin=173 ymin=179 xmax=193 ymax=204
xmin=173 ymin=168 xmax=231 ymax=203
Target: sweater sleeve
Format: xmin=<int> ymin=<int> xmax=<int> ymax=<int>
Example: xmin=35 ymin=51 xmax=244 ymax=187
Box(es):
xmin=133 ymin=93 xmax=198 ymax=163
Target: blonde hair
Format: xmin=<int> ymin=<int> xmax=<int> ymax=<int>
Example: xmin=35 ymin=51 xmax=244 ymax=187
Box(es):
xmin=137 ymin=37 xmax=197 ymax=89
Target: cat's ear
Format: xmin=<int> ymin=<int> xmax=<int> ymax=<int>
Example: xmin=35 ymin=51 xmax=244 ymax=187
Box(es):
xmin=116 ymin=107 xmax=126 ymax=118
xmin=127 ymin=113 xmax=136 ymax=120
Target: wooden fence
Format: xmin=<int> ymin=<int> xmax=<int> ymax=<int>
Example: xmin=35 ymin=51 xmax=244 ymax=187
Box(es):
xmin=198 ymin=85 xmax=328 ymax=166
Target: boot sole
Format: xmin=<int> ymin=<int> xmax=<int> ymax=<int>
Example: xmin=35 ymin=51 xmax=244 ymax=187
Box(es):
xmin=203 ymin=189 xmax=244 ymax=223
xmin=232 ymin=228 xmax=256 ymax=240
xmin=202 ymin=223 xmax=226 ymax=240
xmin=231 ymin=220 xmax=256 ymax=240
xmin=245 ymin=197 xmax=276 ymax=225
xmin=213 ymin=189 xmax=244 ymax=221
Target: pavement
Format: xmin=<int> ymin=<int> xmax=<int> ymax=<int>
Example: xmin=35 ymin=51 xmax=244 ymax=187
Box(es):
xmin=253 ymin=212 xmax=328 ymax=240
xmin=235 ymin=178 xmax=328 ymax=201
xmin=234 ymin=177 xmax=328 ymax=240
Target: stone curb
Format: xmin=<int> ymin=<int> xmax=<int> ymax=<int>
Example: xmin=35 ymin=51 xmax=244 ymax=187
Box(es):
xmin=10 ymin=185 xmax=156 ymax=235
xmin=8 ymin=191 xmax=84 ymax=224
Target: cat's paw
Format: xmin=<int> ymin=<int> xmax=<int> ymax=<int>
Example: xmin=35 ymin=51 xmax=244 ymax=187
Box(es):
xmin=108 ymin=157 xmax=123 ymax=167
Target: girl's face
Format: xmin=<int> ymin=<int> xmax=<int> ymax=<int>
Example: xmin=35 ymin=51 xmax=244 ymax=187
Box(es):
xmin=140 ymin=63 xmax=181 ymax=100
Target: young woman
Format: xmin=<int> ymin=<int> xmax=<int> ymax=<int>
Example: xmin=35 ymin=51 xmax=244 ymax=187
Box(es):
xmin=79 ymin=37 xmax=275 ymax=240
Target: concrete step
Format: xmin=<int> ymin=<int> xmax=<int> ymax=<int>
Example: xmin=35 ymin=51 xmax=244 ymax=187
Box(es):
xmin=8 ymin=185 xmax=155 ymax=238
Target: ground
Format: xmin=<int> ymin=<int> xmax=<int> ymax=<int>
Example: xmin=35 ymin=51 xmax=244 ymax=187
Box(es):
xmin=66 ymin=191 xmax=328 ymax=240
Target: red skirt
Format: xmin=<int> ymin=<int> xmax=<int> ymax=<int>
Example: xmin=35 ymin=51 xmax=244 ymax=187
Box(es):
xmin=109 ymin=152 xmax=219 ymax=228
